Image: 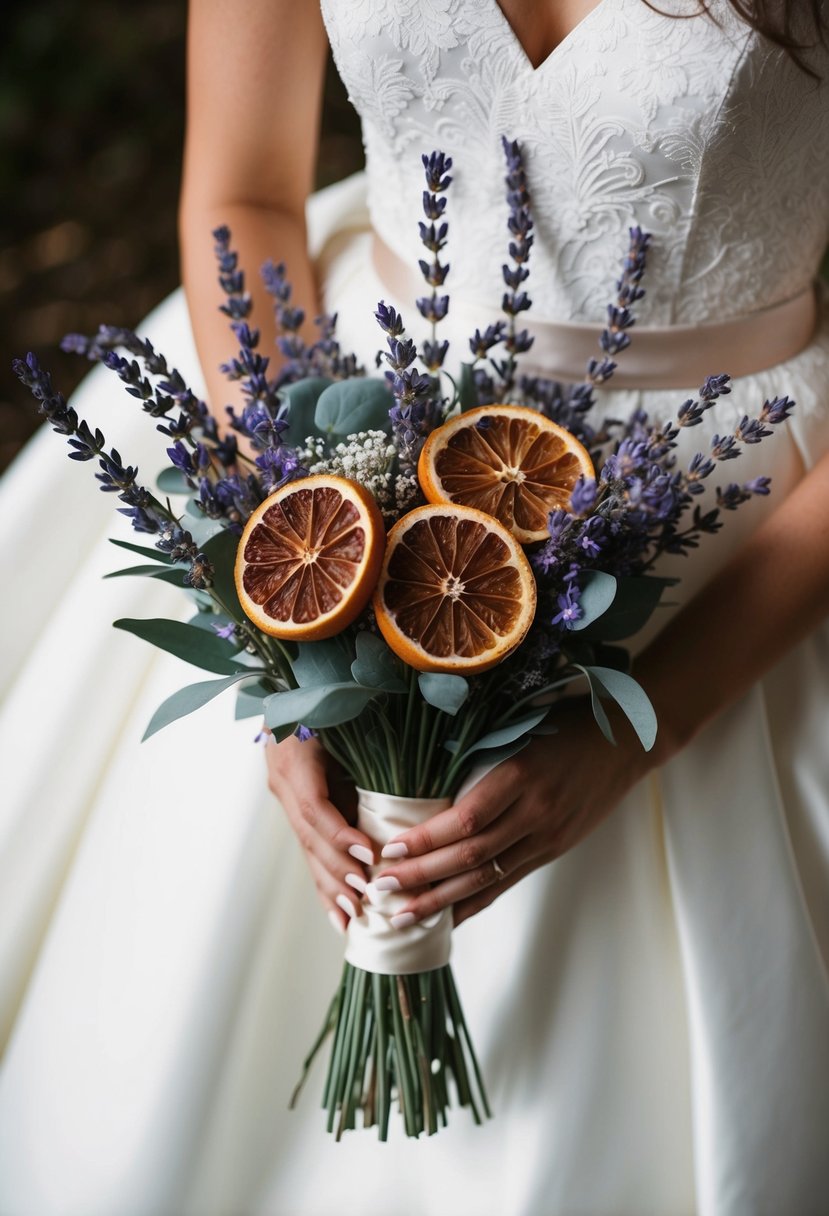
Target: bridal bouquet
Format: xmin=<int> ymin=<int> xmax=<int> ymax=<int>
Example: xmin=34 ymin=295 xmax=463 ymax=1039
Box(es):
xmin=15 ymin=140 xmax=793 ymax=1140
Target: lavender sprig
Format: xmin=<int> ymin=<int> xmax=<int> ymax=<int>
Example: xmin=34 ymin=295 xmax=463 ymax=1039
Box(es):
xmin=376 ymin=301 xmax=435 ymax=464
xmin=61 ymin=326 xmax=240 ymax=470
xmin=492 ymin=137 xmax=535 ymax=394
xmin=13 ymin=353 xmax=213 ymax=588
xmin=468 ymin=139 xmax=535 ymax=401
xmin=416 ymin=151 xmax=452 ymax=376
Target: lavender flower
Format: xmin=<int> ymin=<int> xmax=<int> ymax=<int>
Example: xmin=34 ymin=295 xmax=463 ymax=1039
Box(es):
xmin=416 ymin=152 xmax=452 ymax=374
xmin=13 ymin=353 xmax=214 ymax=588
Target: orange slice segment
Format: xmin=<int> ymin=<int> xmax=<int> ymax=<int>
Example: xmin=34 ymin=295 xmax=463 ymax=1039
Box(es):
xmin=373 ymin=503 xmax=536 ymax=674
xmin=418 ymin=404 xmax=594 ymax=544
xmin=235 ymin=474 xmax=384 ymax=640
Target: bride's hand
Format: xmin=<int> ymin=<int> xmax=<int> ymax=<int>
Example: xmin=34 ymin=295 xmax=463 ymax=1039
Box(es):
xmin=265 ymin=734 xmax=374 ymax=932
xmin=370 ymin=702 xmax=653 ymax=929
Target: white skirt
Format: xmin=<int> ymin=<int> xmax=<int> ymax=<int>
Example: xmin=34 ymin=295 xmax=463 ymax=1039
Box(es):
xmin=1 ymin=174 xmax=827 ymax=1216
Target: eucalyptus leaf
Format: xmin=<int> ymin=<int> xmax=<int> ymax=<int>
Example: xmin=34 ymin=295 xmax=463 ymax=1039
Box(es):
xmin=187 ymin=610 xmax=234 ymax=634
xmin=235 ymin=678 xmax=277 ymax=720
xmin=108 ymin=538 xmax=172 ymax=564
xmin=264 ymin=682 xmax=378 ymax=730
xmin=418 ymin=672 xmax=469 ymax=715
xmin=315 ymin=379 xmax=394 ymax=436
xmin=579 ymin=575 xmax=672 ymax=642
xmin=444 ymin=707 xmax=549 ymax=757
xmin=293 ymin=638 xmax=355 ymax=687
xmin=461 ymin=735 xmax=532 ymax=775
xmin=351 ymin=632 xmax=408 ymax=692
xmin=157 ymin=467 xmax=190 ymax=494
xmin=458 ymin=362 xmax=479 ymax=413
xmin=142 ymin=671 xmax=253 ymax=740
xmin=278 ymin=377 xmax=333 ymax=445
xmin=569 ymin=570 xmax=617 ymax=631
xmin=576 ymin=666 xmax=615 ymax=744
xmin=114 ymin=617 xmax=250 ymax=675
xmin=105 ymin=564 xmax=191 ymax=588
xmin=201 ymin=528 xmax=244 ymax=618
xmin=575 ymin=664 xmax=658 ymax=751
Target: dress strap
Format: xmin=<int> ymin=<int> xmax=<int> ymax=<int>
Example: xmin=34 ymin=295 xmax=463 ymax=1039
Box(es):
xmin=372 ymin=232 xmax=818 ymax=390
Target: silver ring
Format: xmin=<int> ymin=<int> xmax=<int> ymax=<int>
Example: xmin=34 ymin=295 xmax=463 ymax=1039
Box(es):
xmin=491 ymin=857 xmax=506 ymax=881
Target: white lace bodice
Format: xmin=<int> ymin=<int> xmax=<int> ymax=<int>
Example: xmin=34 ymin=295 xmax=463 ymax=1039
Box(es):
xmin=320 ymin=0 xmax=829 ymax=326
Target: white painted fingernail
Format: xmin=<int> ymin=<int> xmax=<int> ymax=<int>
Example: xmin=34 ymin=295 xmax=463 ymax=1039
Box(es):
xmin=336 ymin=893 xmax=358 ymax=919
xmin=372 ymin=875 xmax=401 ymax=892
xmin=345 ymin=872 xmax=367 ymax=894
xmin=381 ymin=842 xmax=408 ymax=860
xmin=348 ymin=844 xmax=374 ymax=866
xmin=327 ymin=909 xmax=345 ymax=936
xmin=391 ymin=911 xmax=417 ymax=929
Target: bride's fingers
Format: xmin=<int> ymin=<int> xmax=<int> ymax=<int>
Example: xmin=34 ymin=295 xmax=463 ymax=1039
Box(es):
xmin=372 ymin=807 xmax=528 ymax=893
xmin=390 ymin=837 xmax=539 ymax=925
xmin=266 ymin=735 xmax=374 ymax=867
xmin=379 ymin=762 xmax=521 ymax=860
xmin=306 ymin=853 xmax=365 ymax=926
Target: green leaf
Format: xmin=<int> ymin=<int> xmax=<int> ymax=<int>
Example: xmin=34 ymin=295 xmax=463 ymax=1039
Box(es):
xmin=445 ymin=708 xmax=549 ymax=757
xmin=264 ymin=682 xmax=378 ymax=729
xmin=114 ymin=617 xmax=250 ymax=675
xmin=104 ymin=564 xmax=191 ymax=588
xmin=576 ymin=664 xmax=658 ymax=751
xmin=575 ymin=665 xmax=615 ymax=744
xmin=201 ymin=528 xmax=244 ymax=619
xmin=108 ymin=538 xmax=172 ymax=564
xmin=142 ymin=672 xmax=253 ymax=740
xmin=278 ymin=377 xmax=333 ymax=445
xmin=293 ymin=638 xmax=355 ymax=687
xmin=315 ymin=379 xmax=393 ymax=436
xmin=418 ymin=672 xmax=469 ymax=715
xmin=157 ymin=467 xmax=190 ymax=494
xmin=235 ymin=677 xmax=277 ymax=720
xmin=461 ymin=736 xmax=532 ymax=775
xmin=351 ymin=631 xmax=408 ymax=692
xmin=187 ymin=610 xmax=234 ymax=635
xmin=458 ymin=362 xmax=479 ymax=413
xmin=569 ymin=571 xmax=617 ymax=631
xmin=578 ymin=575 xmax=671 ymax=642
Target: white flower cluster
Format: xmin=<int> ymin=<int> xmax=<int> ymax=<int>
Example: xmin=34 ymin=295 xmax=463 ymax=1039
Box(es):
xmin=298 ymin=430 xmax=400 ymax=515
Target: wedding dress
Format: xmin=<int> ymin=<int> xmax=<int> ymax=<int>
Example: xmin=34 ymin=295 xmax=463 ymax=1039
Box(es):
xmin=1 ymin=1 xmax=828 ymax=1212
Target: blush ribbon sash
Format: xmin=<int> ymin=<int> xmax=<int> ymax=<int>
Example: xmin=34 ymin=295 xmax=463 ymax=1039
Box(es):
xmin=372 ymin=232 xmax=818 ymax=390
xmin=345 ymin=788 xmax=454 ymax=975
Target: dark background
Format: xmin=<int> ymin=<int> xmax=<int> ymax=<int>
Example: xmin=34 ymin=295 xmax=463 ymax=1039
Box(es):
xmin=0 ymin=1 xmax=363 ymax=474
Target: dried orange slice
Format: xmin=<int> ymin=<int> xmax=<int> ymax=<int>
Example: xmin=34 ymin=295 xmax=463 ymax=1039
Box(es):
xmin=235 ymin=474 xmax=384 ymax=640
xmin=373 ymin=503 xmax=536 ymax=674
xmin=418 ymin=404 xmax=594 ymax=544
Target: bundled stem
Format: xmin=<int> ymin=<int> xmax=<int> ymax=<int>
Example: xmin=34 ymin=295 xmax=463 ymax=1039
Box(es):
xmin=295 ymin=962 xmax=490 ymax=1140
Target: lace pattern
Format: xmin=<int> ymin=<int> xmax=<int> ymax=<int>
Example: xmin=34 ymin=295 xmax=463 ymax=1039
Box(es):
xmin=320 ymin=0 xmax=829 ymax=326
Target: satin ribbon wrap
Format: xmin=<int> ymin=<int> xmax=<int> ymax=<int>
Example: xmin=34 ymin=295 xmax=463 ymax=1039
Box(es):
xmin=372 ymin=232 xmax=818 ymax=389
xmin=345 ymin=788 xmax=453 ymax=975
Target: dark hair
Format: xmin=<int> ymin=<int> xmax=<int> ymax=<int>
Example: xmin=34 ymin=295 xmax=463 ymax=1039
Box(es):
xmin=647 ymin=1 xmax=828 ymax=76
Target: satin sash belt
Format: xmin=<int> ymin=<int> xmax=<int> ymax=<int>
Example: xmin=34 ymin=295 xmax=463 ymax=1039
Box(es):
xmin=372 ymin=233 xmax=818 ymax=390
xmin=345 ymin=788 xmax=454 ymax=975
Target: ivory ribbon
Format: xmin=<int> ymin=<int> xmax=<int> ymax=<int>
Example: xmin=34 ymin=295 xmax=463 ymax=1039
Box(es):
xmin=345 ymin=788 xmax=453 ymax=975
xmin=372 ymin=232 xmax=818 ymax=390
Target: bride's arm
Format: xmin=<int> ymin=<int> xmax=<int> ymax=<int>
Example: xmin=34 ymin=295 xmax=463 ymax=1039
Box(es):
xmin=181 ymin=0 xmax=376 ymax=926
xmin=179 ymin=0 xmax=328 ymax=421
xmin=370 ymin=445 xmax=829 ymax=926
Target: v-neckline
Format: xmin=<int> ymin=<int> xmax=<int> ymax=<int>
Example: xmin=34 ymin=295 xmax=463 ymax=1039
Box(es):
xmin=491 ymin=0 xmax=608 ymax=73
